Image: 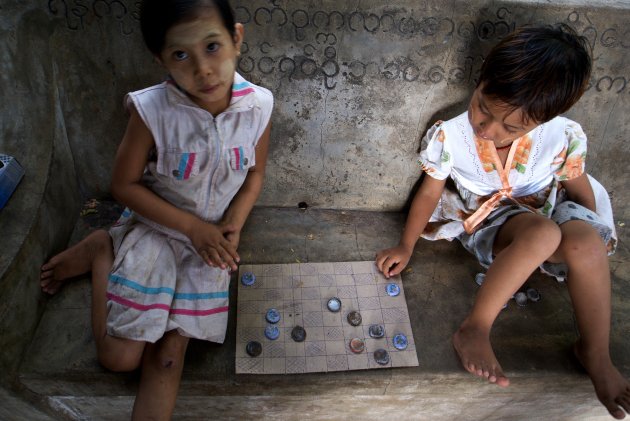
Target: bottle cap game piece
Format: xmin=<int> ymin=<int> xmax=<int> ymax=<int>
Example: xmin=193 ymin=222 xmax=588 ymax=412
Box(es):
xmin=241 ymin=272 xmax=256 ymax=286
xmin=392 ymin=333 xmax=408 ymax=350
xmin=368 ymin=324 xmax=385 ymax=338
xmin=386 ymin=283 xmax=400 ymax=297
xmin=474 ymin=273 xmax=485 ymax=286
xmin=327 ymin=297 xmax=341 ymax=312
xmin=374 ymin=348 xmax=390 ymax=365
xmin=264 ymin=325 xmax=280 ymax=340
xmin=291 ymin=325 xmax=307 ymax=342
xmin=246 ymin=341 xmax=262 ymax=357
xmin=346 ymin=310 xmax=362 ymax=326
xmin=526 ymin=287 xmax=541 ymax=302
xmin=266 ymin=308 xmax=281 ymax=324
xmin=514 ymin=291 xmax=528 ymax=306
xmin=349 ymin=337 xmax=365 ymax=353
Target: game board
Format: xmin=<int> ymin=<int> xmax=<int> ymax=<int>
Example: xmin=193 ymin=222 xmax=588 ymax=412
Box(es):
xmin=235 ymin=261 xmax=419 ymax=374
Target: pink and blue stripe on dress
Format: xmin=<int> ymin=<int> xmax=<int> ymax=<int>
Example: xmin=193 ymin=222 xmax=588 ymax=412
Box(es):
xmin=176 ymin=153 xmax=196 ymax=180
xmin=231 ymin=146 xmax=246 ymax=170
xmin=232 ymin=81 xmax=255 ymax=97
xmin=107 ymin=274 xmax=229 ymax=316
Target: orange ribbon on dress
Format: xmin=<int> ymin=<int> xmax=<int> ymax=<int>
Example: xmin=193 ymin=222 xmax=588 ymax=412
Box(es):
xmin=463 ymin=137 xmax=520 ymax=234
xmin=463 ymin=186 xmax=513 ymax=234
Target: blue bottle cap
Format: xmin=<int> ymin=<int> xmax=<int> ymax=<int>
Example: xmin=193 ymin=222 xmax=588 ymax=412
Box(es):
xmin=386 ymin=283 xmax=401 ymax=297
xmin=368 ymin=324 xmax=385 ymax=338
xmin=374 ymin=348 xmax=390 ymax=365
xmin=392 ymin=333 xmax=408 ymax=350
xmin=264 ymin=325 xmax=280 ymax=340
xmin=241 ymin=272 xmax=256 ymax=286
xmin=266 ymin=308 xmax=281 ymax=324
xmin=327 ymin=297 xmax=341 ymax=312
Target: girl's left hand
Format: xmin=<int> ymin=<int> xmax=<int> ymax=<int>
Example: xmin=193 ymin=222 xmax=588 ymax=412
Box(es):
xmin=220 ymin=220 xmax=241 ymax=251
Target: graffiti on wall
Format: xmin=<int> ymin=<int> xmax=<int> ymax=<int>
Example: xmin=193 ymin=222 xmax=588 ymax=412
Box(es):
xmin=48 ymin=1 xmax=630 ymax=94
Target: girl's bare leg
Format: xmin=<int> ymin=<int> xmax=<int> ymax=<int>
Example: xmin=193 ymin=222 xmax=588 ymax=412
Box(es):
xmin=41 ymin=230 xmax=146 ymax=371
xmin=453 ymin=213 xmax=562 ymax=387
xmin=132 ymin=330 xmax=190 ymax=420
xmin=550 ymin=220 xmax=630 ymax=419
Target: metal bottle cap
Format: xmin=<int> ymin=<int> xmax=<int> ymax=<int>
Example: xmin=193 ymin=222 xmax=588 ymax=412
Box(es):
xmin=266 ymin=308 xmax=281 ymax=324
xmin=246 ymin=341 xmax=262 ymax=357
xmin=241 ymin=272 xmax=256 ymax=286
xmin=514 ymin=291 xmax=528 ymax=306
xmin=349 ymin=337 xmax=365 ymax=353
xmin=346 ymin=311 xmax=362 ymax=326
xmin=474 ymin=273 xmax=485 ymax=286
xmin=392 ymin=333 xmax=408 ymax=350
xmin=386 ymin=283 xmax=401 ymax=297
xmin=291 ymin=325 xmax=307 ymax=342
xmin=526 ymin=287 xmax=541 ymax=302
xmin=264 ymin=325 xmax=280 ymax=340
xmin=327 ymin=297 xmax=342 ymax=312
xmin=368 ymin=324 xmax=385 ymax=338
xmin=374 ymin=348 xmax=390 ymax=365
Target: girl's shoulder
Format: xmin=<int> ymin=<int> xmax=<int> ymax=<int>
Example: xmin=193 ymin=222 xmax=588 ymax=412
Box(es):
xmin=231 ymin=73 xmax=274 ymax=113
xmin=124 ymin=82 xmax=172 ymax=118
xmin=536 ymin=116 xmax=586 ymax=143
xmin=424 ymin=112 xmax=471 ymax=144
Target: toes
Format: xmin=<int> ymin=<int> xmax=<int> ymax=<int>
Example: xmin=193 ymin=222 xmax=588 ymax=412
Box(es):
xmin=496 ymin=376 xmax=510 ymax=388
xmin=617 ymin=392 xmax=630 ymax=413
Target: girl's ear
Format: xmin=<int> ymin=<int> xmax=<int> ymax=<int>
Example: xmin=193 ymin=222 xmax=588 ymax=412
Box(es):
xmin=154 ymin=54 xmax=165 ymax=67
xmin=233 ymin=23 xmax=244 ymax=55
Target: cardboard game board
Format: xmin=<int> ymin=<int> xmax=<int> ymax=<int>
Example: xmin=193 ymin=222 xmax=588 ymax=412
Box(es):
xmin=235 ymin=261 xmax=419 ymax=374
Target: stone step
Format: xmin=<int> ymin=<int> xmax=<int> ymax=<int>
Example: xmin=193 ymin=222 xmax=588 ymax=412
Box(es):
xmin=17 ymin=206 xmax=630 ymax=420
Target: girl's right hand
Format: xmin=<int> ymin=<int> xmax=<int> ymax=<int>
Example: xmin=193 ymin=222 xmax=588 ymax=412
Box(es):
xmin=375 ymin=245 xmax=413 ymax=279
xmin=189 ymin=220 xmax=240 ymax=271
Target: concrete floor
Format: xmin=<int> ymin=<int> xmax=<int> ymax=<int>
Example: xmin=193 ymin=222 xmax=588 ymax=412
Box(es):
xmin=16 ymin=202 xmax=630 ymax=420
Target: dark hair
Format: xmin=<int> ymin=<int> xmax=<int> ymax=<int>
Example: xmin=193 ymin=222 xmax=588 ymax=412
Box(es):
xmin=140 ymin=0 xmax=236 ymax=56
xmin=478 ymin=24 xmax=592 ymax=124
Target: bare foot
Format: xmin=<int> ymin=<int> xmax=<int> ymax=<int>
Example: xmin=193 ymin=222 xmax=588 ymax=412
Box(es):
xmin=40 ymin=230 xmax=111 ymax=295
xmin=453 ymin=321 xmax=510 ymax=387
xmin=575 ymin=341 xmax=630 ymax=419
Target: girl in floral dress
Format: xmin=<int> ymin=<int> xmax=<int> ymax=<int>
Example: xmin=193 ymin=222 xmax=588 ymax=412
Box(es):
xmin=376 ymin=24 xmax=629 ymax=419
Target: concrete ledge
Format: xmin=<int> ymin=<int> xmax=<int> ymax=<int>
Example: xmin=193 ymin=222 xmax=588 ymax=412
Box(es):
xmin=18 ymin=205 xmax=630 ymax=419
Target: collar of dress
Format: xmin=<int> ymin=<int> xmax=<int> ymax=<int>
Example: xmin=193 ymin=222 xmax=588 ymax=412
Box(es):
xmin=164 ymin=72 xmax=258 ymax=114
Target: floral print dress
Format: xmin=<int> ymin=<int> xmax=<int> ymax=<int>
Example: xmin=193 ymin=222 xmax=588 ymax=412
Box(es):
xmin=416 ymin=112 xmax=616 ymax=275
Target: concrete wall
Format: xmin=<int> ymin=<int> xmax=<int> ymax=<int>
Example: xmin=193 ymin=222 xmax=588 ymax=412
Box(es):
xmin=0 ymin=0 xmax=628 ymax=416
xmin=37 ymin=0 xmax=630 ymax=218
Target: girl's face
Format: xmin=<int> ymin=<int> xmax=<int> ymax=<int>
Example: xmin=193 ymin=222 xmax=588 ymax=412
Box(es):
xmin=159 ymin=7 xmax=243 ymax=115
xmin=468 ymin=85 xmax=538 ymax=145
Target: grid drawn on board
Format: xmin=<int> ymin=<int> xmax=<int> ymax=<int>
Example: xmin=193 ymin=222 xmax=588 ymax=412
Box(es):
xmin=235 ymin=261 xmax=419 ymax=374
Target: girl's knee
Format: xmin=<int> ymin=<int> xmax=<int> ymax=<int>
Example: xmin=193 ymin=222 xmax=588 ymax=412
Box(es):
xmin=514 ymin=216 xmax=562 ymax=249
xmin=152 ymin=334 xmax=189 ymax=370
xmin=559 ymin=222 xmax=607 ymax=263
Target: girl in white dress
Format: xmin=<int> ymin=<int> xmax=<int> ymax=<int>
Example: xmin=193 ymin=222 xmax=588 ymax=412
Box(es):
xmin=41 ymin=1 xmax=272 ymax=418
xmin=376 ymin=24 xmax=629 ymax=419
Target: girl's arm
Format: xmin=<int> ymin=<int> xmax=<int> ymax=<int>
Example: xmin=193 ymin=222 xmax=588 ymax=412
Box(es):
xmin=376 ymin=175 xmax=446 ymax=278
xmin=110 ymin=108 xmax=239 ymax=270
xmin=560 ymin=173 xmax=596 ymax=212
xmin=219 ymin=121 xmax=272 ymax=249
